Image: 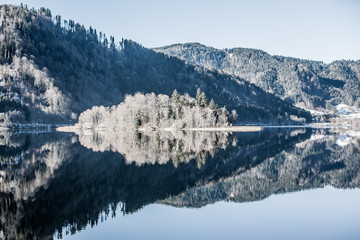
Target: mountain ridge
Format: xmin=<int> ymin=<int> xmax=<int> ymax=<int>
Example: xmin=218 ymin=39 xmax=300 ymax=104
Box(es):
xmin=155 ymin=43 xmax=360 ymax=112
xmin=157 ymin=41 xmax=359 ymax=64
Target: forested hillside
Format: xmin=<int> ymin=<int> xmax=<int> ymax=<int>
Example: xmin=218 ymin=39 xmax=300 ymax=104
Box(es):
xmin=155 ymin=43 xmax=360 ymax=112
xmin=0 ymin=4 xmax=310 ymax=126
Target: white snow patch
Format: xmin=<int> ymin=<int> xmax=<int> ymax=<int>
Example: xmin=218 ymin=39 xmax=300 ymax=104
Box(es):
xmin=335 ymin=104 xmax=360 ymax=118
xmin=336 ymin=104 xmax=351 ymax=115
xmin=336 ymin=134 xmax=352 ymax=147
xmin=310 ymin=134 xmax=327 ymax=141
xmin=295 ymin=134 xmax=327 ymax=148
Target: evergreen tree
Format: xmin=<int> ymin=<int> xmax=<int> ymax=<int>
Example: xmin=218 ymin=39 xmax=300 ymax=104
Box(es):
xmin=133 ymin=110 xmax=141 ymax=129
xmin=171 ymin=89 xmax=180 ymax=104
xmin=209 ymin=99 xmax=217 ymax=110
xmin=196 ymin=88 xmax=208 ymax=108
xmin=103 ymin=36 xmax=108 ymax=47
xmin=168 ymin=104 xmax=173 ymax=119
xmin=110 ymin=36 xmax=115 ymax=49
xmin=196 ymin=88 xmax=202 ymax=105
xmin=200 ymin=92 xmax=208 ymax=108
xmin=155 ymin=110 xmax=160 ymax=127
xmin=55 ymin=15 xmax=61 ymax=29
xmin=171 ymin=89 xmax=182 ymax=119
xmin=69 ymin=19 xmax=75 ymax=32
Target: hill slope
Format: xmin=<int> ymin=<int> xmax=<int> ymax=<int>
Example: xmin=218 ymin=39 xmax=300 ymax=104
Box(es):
xmin=155 ymin=43 xmax=360 ymax=112
xmin=0 ymin=5 xmax=310 ymax=125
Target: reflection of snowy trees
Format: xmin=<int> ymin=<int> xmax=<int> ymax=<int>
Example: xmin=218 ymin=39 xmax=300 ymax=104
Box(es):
xmin=77 ymin=129 xmax=230 ymax=168
xmin=77 ymin=90 xmax=233 ymax=130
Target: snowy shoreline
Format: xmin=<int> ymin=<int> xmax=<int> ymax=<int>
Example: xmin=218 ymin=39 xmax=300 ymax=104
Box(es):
xmin=56 ymin=125 xmax=262 ymax=133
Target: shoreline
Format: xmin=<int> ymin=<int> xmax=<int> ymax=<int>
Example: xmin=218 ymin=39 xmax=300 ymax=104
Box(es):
xmin=56 ymin=125 xmax=80 ymax=132
xmin=3 ymin=124 xmax=360 ymax=133
xmin=56 ymin=125 xmax=262 ymax=133
xmin=180 ymin=126 xmax=262 ymax=132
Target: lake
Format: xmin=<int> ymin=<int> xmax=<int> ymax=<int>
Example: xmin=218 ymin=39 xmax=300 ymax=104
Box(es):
xmin=1 ymin=127 xmax=360 ymax=239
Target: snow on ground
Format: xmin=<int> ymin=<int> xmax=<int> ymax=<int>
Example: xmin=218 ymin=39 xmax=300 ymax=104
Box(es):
xmin=296 ymin=103 xmax=360 ymax=121
xmin=335 ymin=104 xmax=360 ymax=119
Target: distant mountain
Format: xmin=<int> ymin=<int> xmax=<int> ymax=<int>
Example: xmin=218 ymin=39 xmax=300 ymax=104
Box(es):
xmin=155 ymin=43 xmax=360 ymax=112
xmin=0 ymin=5 xmax=310 ymax=125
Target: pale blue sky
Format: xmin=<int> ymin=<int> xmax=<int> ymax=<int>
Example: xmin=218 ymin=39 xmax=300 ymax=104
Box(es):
xmin=3 ymin=0 xmax=360 ymax=63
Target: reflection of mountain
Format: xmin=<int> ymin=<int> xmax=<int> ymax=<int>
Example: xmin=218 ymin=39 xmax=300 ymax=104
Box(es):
xmin=0 ymin=132 xmax=77 ymax=201
xmin=0 ymin=132 xmax=78 ymax=239
xmin=161 ymin=131 xmax=360 ymax=208
xmin=0 ymin=129 xmax=308 ymax=239
xmin=1 ymin=129 xmax=360 ymax=239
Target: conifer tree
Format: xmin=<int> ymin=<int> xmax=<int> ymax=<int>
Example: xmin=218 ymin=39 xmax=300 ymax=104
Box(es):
xmin=209 ymin=99 xmax=217 ymax=110
xmin=171 ymin=89 xmax=180 ymax=104
xmin=156 ymin=110 xmax=160 ymax=127
xmin=133 ymin=110 xmax=141 ymax=129
xmin=171 ymin=89 xmax=181 ymax=119
xmin=196 ymin=88 xmax=202 ymax=105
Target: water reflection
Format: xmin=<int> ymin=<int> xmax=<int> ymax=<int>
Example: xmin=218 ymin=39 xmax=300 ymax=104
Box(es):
xmin=0 ymin=128 xmax=359 ymax=239
xmin=77 ymin=130 xmax=230 ymax=167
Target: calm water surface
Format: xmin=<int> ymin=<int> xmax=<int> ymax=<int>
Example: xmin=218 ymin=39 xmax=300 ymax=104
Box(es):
xmin=1 ymin=128 xmax=359 ymax=239
xmin=65 ymin=187 xmax=360 ymax=240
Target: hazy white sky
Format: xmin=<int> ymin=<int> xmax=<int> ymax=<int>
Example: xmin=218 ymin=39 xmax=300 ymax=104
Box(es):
xmin=3 ymin=0 xmax=360 ymax=63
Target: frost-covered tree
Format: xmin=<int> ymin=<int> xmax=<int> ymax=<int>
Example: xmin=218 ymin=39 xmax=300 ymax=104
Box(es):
xmin=76 ymin=92 xmax=230 ymax=130
xmin=196 ymin=88 xmax=208 ymax=108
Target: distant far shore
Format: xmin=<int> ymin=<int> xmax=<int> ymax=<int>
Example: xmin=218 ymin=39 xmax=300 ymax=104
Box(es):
xmin=56 ymin=125 xmax=262 ymax=133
